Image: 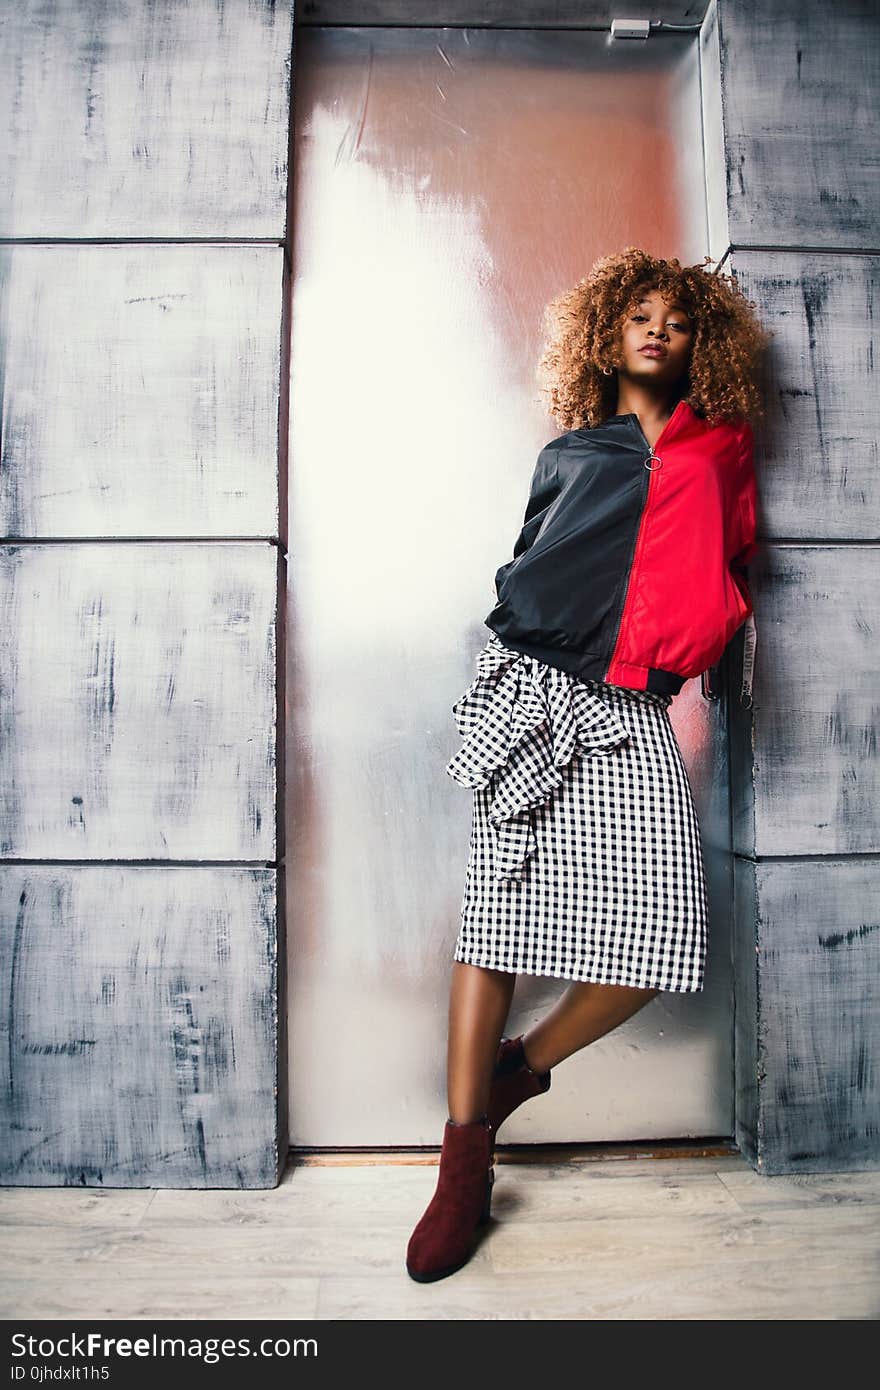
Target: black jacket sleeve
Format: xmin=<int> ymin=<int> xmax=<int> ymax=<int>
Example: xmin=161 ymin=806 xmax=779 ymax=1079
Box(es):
xmin=510 ymin=445 xmax=561 ymax=561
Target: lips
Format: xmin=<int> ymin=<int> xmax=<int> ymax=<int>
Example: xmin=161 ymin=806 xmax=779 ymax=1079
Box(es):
xmin=639 ymin=345 xmax=667 ymax=358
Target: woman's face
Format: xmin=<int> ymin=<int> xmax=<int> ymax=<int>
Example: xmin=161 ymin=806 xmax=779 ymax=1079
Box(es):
xmin=617 ymin=289 xmax=693 ymax=389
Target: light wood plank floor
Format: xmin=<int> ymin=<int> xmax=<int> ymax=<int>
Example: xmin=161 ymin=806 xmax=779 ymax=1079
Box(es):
xmin=2 ymin=1151 xmax=879 ymax=1320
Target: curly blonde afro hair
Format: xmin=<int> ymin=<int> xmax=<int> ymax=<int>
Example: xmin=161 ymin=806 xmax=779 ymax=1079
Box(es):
xmin=536 ymin=247 xmax=772 ymax=430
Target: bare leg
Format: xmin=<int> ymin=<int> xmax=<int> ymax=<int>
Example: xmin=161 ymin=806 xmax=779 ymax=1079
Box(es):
xmin=447 ymin=960 xmax=517 ymax=1124
xmin=521 ymin=981 xmax=660 ymax=1074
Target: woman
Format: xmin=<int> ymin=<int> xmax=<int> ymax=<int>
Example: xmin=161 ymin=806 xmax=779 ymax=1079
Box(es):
xmin=406 ymin=248 xmax=771 ymax=1283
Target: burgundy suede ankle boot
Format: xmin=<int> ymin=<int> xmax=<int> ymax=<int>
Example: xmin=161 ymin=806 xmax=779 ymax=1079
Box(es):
xmin=406 ymin=1114 xmax=494 ymax=1282
xmin=487 ymin=1034 xmax=552 ymax=1142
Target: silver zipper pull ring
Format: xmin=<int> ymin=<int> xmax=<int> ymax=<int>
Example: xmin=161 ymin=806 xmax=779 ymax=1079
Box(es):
xmin=644 ymin=451 xmax=663 ymax=470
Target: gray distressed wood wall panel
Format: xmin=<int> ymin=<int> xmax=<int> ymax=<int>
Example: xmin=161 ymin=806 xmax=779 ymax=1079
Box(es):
xmin=0 ymin=246 xmax=283 ymax=539
xmin=716 ymin=0 xmax=879 ymax=249
xmin=2 ymin=1 xmax=292 ymax=1189
xmin=731 ymin=252 xmax=879 ymax=539
xmin=0 ymin=866 xmax=283 ymax=1188
xmin=730 ymin=545 xmax=879 ymax=858
xmin=731 ymin=854 xmax=757 ymax=1161
xmin=0 ymin=543 xmax=279 ymax=861
xmin=0 ymin=0 xmax=293 ymax=239
xmin=716 ymin=0 xmax=880 ymax=1174
xmin=734 ymin=857 xmax=880 ymax=1174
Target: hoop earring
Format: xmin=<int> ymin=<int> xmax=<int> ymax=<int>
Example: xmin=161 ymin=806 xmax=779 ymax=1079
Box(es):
xmin=602 ymin=366 xmax=614 ymax=376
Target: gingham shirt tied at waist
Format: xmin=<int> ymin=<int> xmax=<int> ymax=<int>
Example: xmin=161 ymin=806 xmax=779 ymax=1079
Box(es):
xmin=445 ymin=634 xmax=632 ymax=883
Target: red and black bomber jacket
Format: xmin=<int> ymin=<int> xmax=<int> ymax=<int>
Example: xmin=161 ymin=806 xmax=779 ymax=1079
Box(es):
xmin=484 ymin=397 xmax=759 ymax=696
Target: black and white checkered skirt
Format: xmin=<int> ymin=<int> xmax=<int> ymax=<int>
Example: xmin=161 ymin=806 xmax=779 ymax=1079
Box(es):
xmin=445 ymin=631 xmax=708 ymax=992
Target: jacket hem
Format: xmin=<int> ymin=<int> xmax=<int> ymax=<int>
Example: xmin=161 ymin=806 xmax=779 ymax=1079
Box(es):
xmin=606 ymin=656 xmax=687 ymax=695
xmin=483 ymin=624 xmax=686 ymax=694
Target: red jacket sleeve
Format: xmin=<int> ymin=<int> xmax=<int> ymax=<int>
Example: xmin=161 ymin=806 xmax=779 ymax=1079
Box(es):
xmin=728 ymin=417 xmax=758 ymax=616
xmin=731 ymin=417 xmax=759 ymax=571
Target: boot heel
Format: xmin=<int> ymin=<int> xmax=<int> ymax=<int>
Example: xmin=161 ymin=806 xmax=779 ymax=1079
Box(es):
xmin=477 ymin=1162 xmax=494 ymax=1226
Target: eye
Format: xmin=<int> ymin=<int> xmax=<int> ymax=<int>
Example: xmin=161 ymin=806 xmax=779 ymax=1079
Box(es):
xmin=632 ymin=314 xmax=688 ymax=330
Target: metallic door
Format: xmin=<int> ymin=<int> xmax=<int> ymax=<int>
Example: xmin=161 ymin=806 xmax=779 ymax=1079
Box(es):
xmin=286 ymin=25 xmax=733 ymax=1145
